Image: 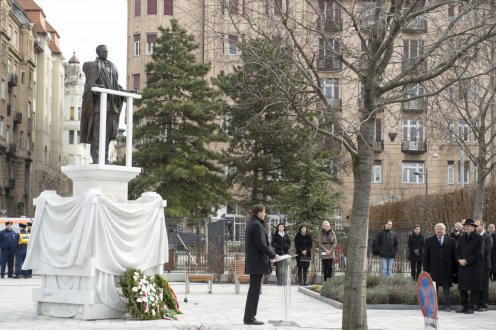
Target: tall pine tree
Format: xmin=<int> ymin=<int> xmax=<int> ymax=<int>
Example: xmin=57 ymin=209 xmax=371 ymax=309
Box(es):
xmin=131 ymin=19 xmax=228 ymax=218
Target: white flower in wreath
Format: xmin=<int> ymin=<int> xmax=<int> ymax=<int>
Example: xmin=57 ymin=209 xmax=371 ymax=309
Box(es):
xmin=139 ymin=291 xmax=143 ymax=296
xmin=150 ymin=296 xmax=155 ymax=302
xmin=134 ymin=272 xmax=139 ymax=276
xmin=136 ymin=297 xmax=142 ymax=303
xmin=152 ymin=309 xmax=156 ymax=316
xmin=133 ymin=276 xmax=138 ymax=281
xmin=132 ymin=287 xmax=138 ymax=292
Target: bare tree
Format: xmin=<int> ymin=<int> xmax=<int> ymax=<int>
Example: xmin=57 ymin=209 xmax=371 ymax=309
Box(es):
xmin=193 ymin=1 xmax=496 ymax=328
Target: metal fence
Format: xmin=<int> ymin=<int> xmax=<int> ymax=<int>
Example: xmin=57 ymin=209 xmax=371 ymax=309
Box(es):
xmin=164 ymin=229 xmax=418 ymax=282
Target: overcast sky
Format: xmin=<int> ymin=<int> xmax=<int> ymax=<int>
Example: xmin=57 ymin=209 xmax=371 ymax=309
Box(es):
xmin=34 ymin=0 xmax=128 ymax=86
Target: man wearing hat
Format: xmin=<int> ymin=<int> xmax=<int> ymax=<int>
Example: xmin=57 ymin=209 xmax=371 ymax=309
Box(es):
xmin=14 ymin=223 xmax=30 ymax=279
xmin=456 ymin=218 xmax=484 ymax=314
xmin=0 ymin=221 xmax=19 ymax=278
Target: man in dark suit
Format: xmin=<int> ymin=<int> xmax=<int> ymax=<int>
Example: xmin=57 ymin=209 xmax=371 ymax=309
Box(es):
xmin=475 ymin=219 xmax=492 ymax=311
xmin=456 ymin=218 xmax=484 ymax=314
xmin=423 ymin=223 xmax=456 ymax=312
xmin=488 ymin=223 xmax=496 ymax=281
xmin=81 ymin=44 xmax=124 ymax=164
xmin=243 ymin=204 xmax=280 ymax=325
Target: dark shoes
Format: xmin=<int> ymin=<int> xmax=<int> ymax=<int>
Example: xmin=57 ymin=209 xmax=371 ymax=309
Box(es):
xmin=456 ymin=308 xmax=474 ymax=314
xmin=443 ymin=306 xmax=451 ymax=312
xmin=13 ymin=275 xmax=21 ymax=279
xmin=244 ymin=319 xmax=264 ymax=325
xmin=477 ymin=306 xmax=488 ymax=312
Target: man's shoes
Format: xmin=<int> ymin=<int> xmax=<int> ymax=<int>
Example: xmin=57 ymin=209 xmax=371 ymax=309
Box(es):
xmin=477 ymin=306 xmax=488 ymax=312
xmin=13 ymin=275 xmax=21 ymax=279
xmin=244 ymin=319 xmax=264 ymax=325
xmin=464 ymin=308 xmax=474 ymax=314
xmin=456 ymin=307 xmax=468 ymax=313
xmin=473 ymin=305 xmax=479 ymax=311
xmin=443 ymin=306 xmax=451 ymax=312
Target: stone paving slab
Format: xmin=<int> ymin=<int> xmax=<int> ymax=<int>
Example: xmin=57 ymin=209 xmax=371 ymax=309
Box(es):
xmin=1 ymin=277 xmax=495 ymax=329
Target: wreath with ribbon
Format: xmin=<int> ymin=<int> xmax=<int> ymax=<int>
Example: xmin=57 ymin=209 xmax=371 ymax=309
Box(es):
xmin=121 ymin=268 xmax=181 ymax=320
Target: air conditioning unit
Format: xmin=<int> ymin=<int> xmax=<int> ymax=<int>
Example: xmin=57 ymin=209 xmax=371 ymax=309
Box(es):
xmin=409 ymin=141 xmax=419 ymax=150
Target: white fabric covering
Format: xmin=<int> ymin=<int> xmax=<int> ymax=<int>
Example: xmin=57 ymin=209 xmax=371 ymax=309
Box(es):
xmin=24 ymin=189 xmax=168 ymax=315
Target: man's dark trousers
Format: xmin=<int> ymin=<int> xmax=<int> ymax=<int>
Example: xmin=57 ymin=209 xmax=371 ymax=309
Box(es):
xmin=244 ymin=274 xmax=263 ymax=322
xmin=460 ymin=290 xmax=477 ymax=309
xmin=15 ymin=247 xmax=27 ymax=278
xmin=476 ymin=269 xmax=490 ymax=308
xmin=0 ymin=248 xmax=15 ymax=277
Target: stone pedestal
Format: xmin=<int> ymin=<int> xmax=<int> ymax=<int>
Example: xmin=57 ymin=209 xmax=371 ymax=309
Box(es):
xmin=30 ymin=165 xmax=166 ymax=320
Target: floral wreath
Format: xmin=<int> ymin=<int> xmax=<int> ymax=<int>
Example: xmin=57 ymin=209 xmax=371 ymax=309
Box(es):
xmin=121 ymin=268 xmax=181 ymax=320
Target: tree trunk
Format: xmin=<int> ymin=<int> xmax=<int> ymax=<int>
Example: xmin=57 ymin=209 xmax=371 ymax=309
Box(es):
xmin=472 ymin=157 xmax=486 ymax=220
xmin=341 ymin=119 xmax=374 ymax=330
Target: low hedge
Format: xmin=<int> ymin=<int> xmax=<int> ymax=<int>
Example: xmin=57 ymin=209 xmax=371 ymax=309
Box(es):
xmin=320 ymin=274 xmax=496 ymax=305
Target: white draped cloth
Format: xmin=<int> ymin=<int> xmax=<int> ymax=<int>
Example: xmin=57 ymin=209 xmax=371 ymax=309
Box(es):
xmin=23 ymin=189 xmax=168 ymax=316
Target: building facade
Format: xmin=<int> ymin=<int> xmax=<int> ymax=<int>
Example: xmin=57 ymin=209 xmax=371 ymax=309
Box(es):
xmin=126 ymin=1 xmax=491 ymax=226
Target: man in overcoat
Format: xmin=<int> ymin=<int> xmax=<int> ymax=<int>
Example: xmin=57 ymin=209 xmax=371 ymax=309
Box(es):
xmin=456 ymin=218 xmax=484 ymax=314
xmin=423 ymin=223 xmax=456 ymax=312
xmin=475 ymin=219 xmax=492 ymax=311
xmin=81 ymin=44 xmax=124 ymax=164
xmin=243 ymin=204 xmax=280 ymax=325
xmin=488 ymin=223 xmax=496 ymax=281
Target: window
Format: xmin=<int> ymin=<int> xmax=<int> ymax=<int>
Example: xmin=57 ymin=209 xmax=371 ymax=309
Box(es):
xmin=147 ymin=34 xmax=157 ymax=55
xmin=459 ymin=120 xmax=469 ymax=142
xmin=12 ymin=95 xmax=16 ymax=113
xmin=321 ymin=78 xmax=340 ymax=101
xmin=402 ymin=162 xmax=424 ymax=183
xmin=132 ymin=74 xmax=140 ymax=91
xmin=448 ymin=2 xmax=468 ymax=22
xmin=147 ymin=0 xmax=157 ymax=15
xmin=227 ymin=35 xmax=238 ymax=55
xmin=265 ymin=0 xmax=284 ymax=16
xmin=220 ymin=115 xmax=232 ymax=133
xmin=223 ymin=0 xmax=239 ymax=15
xmin=0 ymin=116 xmax=3 ymax=136
xmin=402 ymin=119 xmax=424 ymax=142
xmin=135 ymin=0 xmax=141 ymax=16
xmin=405 ymin=84 xmax=425 ymax=109
xmin=77 ymin=130 xmax=81 ymax=144
xmin=319 ymin=0 xmax=341 ymax=23
xmin=1 ymin=80 xmax=4 ymax=100
xmin=372 ymin=160 xmax=382 ymax=183
xmin=375 ymin=118 xmax=382 ymax=142
xmin=448 ymin=161 xmax=454 ymax=184
xmin=164 ymin=0 xmax=173 ymax=15
xmin=458 ymin=160 xmax=470 ymax=184
xmin=69 ymin=130 xmax=75 ymax=144
xmin=133 ymin=34 xmax=141 ymax=56
xmin=317 ymin=38 xmax=341 ymax=71
xmin=447 ymin=120 xmax=454 ymax=142
xmin=77 ymin=107 xmax=81 ymax=121
xmin=404 ymin=39 xmax=424 ymax=61
xmin=70 ymin=106 xmax=75 ymax=120
xmin=19 ymin=131 xmax=24 ymax=149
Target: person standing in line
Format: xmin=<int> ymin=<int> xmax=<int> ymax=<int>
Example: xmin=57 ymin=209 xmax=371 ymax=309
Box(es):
xmin=271 ymin=223 xmax=291 ymax=285
xmin=456 ymin=219 xmax=484 ymax=314
xmin=423 ymin=223 xmax=456 ymax=312
xmin=0 ymin=221 xmax=18 ymax=278
xmin=408 ymin=224 xmax=424 ymax=281
xmin=243 ymin=204 xmax=280 ymax=326
xmin=14 ymin=223 xmax=30 ymax=279
xmin=294 ymin=225 xmax=312 ymax=286
xmin=372 ymin=220 xmax=399 ymax=278
xmin=487 ymin=223 xmax=496 ymax=281
xmin=319 ymin=220 xmax=337 ymax=282
xmin=450 ymin=222 xmax=463 ymax=284
xmin=474 ymin=219 xmax=492 ymax=312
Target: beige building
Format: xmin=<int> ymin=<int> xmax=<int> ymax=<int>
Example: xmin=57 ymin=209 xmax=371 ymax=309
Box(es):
xmin=126 ymin=1 xmax=489 ymax=226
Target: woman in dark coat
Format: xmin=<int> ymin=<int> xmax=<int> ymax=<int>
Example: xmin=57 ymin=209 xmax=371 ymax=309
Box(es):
xmin=294 ymin=225 xmax=312 ymax=286
xmin=271 ymin=223 xmax=291 ymax=285
xmin=407 ymin=224 xmax=424 ymax=281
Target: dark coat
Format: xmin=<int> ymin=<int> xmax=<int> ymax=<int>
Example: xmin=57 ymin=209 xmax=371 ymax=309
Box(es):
xmin=372 ymin=229 xmax=399 ymax=258
xmin=457 ymin=230 xmax=484 ymax=291
xmin=271 ymin=232 xmax=291 ymax=255
xmin=423 ymin=235 xmax=456 ymax=287
xmin=490 ymin=233 xmax=496 ymax=272
xmin=408 ymin=233 xmax=424 ymax=262
xmin=81 ymin=58 xmax=124 ymax=144
xmin=294 ymin=232 xmax=312 ymax=267
xmin=482 ymin=233 xmax=493 ymax=270
xmin=244 ymin=216 xmax=276 ymax=275
xmin=0 ymin=228 xmax=18 ymax=250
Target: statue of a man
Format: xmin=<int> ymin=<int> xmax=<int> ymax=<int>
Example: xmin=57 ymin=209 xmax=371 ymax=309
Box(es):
xmin=81 ymin=44 xmax=124 ymax=164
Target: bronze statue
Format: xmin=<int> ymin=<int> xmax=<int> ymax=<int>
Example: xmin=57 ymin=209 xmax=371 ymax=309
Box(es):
xmin=81 ymin=45 xmax=124 ymax=164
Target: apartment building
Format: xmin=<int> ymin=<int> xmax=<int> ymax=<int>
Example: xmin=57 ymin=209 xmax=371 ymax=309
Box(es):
xmin=127 ymin=1 xmax=489 ymax=226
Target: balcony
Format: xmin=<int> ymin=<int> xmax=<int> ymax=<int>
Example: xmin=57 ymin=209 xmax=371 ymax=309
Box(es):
xmin=373 ymin=140 xmax=384 ymax=153
xmin=317 ymin=57 xmax=342 ymax=71
xmin=5 ymin=178 xmax=15 ymax=190
xmin=402 ymin=99 xmax=427 ymax=112
xmin=401 ymin=140 xmax=426 ymax=154
xmin=320 ymin=18 xmax=343 ymax=32
xmin=13 ymin=112 xmax=22 ymax=125
xmin=8 ymin=73 xmax=18 ymax=88
xmin=402 ymin=58 xmax=427 ymax=73
xmin=403 ymin=17 xmax=427 ymax=34
xmin=7 ymin=143 xmax=16 ymax=156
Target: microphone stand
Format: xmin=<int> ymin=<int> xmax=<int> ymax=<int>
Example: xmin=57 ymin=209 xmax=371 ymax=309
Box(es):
xmin=175 ymin=231 xmax=197 ymax=303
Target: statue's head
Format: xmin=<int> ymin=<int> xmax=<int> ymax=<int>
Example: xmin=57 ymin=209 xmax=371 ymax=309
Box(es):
xmin=96 ymin=44 xmax=108 ymax=60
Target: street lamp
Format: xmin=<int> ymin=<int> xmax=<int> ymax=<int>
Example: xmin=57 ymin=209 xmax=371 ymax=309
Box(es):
xmin=413 ymin=169 xmax=428 ymax=195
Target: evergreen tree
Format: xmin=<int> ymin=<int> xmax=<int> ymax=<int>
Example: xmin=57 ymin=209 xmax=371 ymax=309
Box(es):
xmin=215 ymin=39 xmax=341 ymax=216
xmin=131 ymin=19 xmax=228 ymax=218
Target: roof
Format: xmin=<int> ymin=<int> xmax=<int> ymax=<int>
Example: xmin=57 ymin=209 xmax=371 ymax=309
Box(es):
xmin=15 ymin=0 xmax=43 ymax=11
xmin=11 ymin=1 xmax=32 ymax=26
xmin=68 ymin=52 xmax=80 ymax=64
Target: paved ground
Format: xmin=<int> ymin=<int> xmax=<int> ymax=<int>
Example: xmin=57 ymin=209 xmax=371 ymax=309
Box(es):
xmin=0 ymin=277 xmax=495 ymax=329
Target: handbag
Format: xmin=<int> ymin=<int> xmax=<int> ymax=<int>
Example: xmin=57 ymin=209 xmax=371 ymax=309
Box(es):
xmin=300 ymin=255 xmax=311 ymax=263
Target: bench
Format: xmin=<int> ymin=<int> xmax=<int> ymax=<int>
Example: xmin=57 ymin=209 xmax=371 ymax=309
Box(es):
xmin=234 ymin=259 xmax=251 ymax=294
xmin=185 ymin=273 xmax=213 ymax=294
